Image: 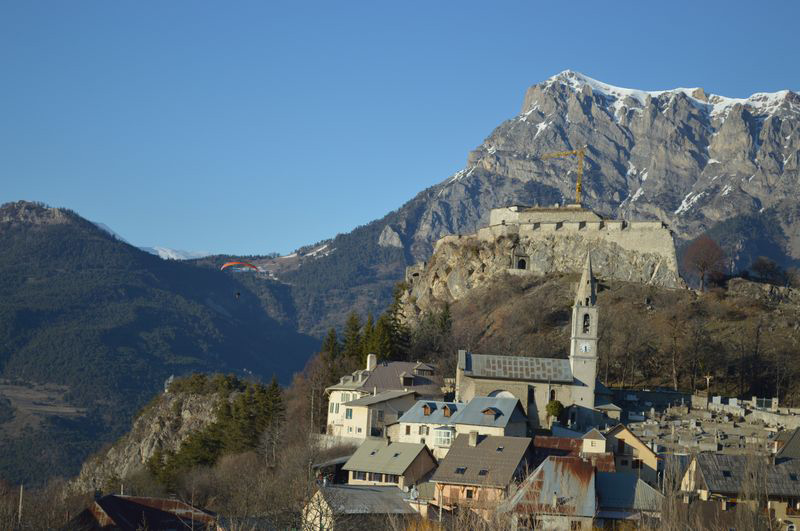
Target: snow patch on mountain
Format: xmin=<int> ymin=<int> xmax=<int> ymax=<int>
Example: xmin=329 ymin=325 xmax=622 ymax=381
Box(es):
xmin=141 ymin=247 xmax=214 ymax=260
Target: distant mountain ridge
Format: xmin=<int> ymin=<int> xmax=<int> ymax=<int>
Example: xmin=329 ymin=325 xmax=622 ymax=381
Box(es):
xmin=0 ymin=200 xmax=317 ymax=484
xmin=247 ymin=71 xmax=800 ymax=336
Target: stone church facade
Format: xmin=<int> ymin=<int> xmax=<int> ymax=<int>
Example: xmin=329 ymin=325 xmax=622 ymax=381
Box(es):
xmin=455 ymin=254 xmax=616 ymax=431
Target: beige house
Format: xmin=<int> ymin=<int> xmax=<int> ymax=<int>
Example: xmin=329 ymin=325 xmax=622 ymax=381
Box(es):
xmin=606 ymin=424 xmax=659 ymax=486
xmin=325 ymin=355 xmax=442 ymax=440
xmin=430 ymin=433 xmax=531 ymax=517
xmin=343 ymin=439 xmax=436 ymax=491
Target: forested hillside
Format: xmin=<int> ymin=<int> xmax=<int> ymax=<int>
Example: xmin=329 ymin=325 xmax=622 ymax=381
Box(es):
xmin=0 ymin=201 xmax=318 ymax=485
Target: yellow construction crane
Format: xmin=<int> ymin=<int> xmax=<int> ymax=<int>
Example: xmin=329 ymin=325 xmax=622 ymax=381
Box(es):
xmin=540 ymin=147 xmax=587 ymax=205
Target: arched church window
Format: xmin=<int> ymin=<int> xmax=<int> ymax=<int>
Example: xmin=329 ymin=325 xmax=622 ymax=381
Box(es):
xmin=583 ymin=314 xmax=590 ymax=333
xmin=517 ymin=258 xmax=527 ymax=270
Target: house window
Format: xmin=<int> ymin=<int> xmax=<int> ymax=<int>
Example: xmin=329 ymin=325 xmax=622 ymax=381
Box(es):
xmin=435 ymin=429 xmax=454 ymax=447
xmin=455 ymin=467 xmax=467 ymax=475
xmin=385 ymin=474 xmax=399 ymax=484
xmin=370 ymin=473 xmax=383 ymax=482
xmin=570 ymin=521 xmax=581 ymax=530
xmin=550 ymin=389 xmax=556 ymax=402
xmin=621 ymin=459 xmax=629 ymax=466
xmin=403 ymin=376 xmax=414 ymax=386
xmin=329 ymin=402 xmax=334 ymax=413
xmin=722 ymin=470 xmax=731 ymax=478
xmin=354 ymin=471 xmax=366 ymax=480
xmin=791 ymin=474 xmax=798 ymax=481
xmin=357 ymin=427 xmax=362 ymax=433
xmin=466 ymin=489 xmax=474 ymax=499
xmin=496 ymin=446 xmax=504 ymax=452
xmin=419 ymin=426 xmax=429 ymax=436
xmin=377 ymin=410 xmax=384 ymax=422
xmin=583 ymin=314 xmax=590 ymax=333
xmin=405 ymin=425 xmax=411 ymax=436
xmin=342 ymin=392 xmax=350 ymax=402
xmin=348 ymin=427 xmax=353 ymax=433
xmin=478 ymin=469 xmax=488 ymax=476
xmin=345 ymin=408 xmax=353 ymax=420
xmin=517 ymin=258 xmax=527 ymax=270
xmin=334 ymin=403 xmax=340 ymax=414
xmin=632 ymin=459 xmax=642 ymax=469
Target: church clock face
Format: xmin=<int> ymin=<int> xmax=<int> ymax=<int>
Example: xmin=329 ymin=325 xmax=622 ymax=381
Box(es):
xmin=579 ymin=343 xmax=592 ymax=353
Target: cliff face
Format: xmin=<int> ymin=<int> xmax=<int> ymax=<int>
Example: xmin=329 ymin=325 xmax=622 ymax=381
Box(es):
xmin=70 ymin=391 xmax=218 ymax=493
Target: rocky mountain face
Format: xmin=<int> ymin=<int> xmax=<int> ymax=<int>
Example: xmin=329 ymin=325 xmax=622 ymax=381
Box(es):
xmin=70 ymin=389 xmax=218 ymax=494
xmin=251 ymin=72 xmax=799 ymax=335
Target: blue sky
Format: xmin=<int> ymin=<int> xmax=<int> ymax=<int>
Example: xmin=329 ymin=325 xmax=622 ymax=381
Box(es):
xmin=2 ymin=1 xmax=798 ymax=255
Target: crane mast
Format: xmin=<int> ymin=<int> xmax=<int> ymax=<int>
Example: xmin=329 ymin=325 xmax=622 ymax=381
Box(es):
xmin=540 ymin=147 xmax=586 ymax=205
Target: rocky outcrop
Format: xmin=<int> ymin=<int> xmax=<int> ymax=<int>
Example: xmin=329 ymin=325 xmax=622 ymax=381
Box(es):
xmin=402 ymin=208 xmax=684 ymax=321
xmin=69 ymin=391 xmax=218 ymax=493
xmin=378 ymin=224 xmax=403 ymax=248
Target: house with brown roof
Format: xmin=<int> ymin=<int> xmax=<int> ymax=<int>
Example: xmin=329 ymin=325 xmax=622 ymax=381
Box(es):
xmin=430 ymin=433 xmax=531 ymax=516
xmin=325 ymin=354 xmax=443 ymax=440
xmin=342 ymin=439 xmax=436 ymax=491
xmin=66 ymin=495 xmax=218 ymax=530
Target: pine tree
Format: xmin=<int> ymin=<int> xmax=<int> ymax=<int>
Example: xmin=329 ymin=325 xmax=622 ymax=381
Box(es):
xmin=342 ymin=312 xmax=362 ymax=360
xmin=386 ymin=283 xmax=410 ymax=360
xmin=322 ymin=328 xmax=341 ymax=358
xmin=361 ymin=314 xmax=376 ymax=362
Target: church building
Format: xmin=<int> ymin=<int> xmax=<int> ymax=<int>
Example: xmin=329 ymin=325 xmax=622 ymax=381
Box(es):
xmin=454 ymin=253 xmax=618 ymax=431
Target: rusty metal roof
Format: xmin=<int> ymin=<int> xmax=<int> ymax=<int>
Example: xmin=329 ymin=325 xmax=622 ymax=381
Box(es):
xmin=69 ymin=495 xmax=217 ymax=530
xmin=503 ymin=456 xmax=596 ymax=517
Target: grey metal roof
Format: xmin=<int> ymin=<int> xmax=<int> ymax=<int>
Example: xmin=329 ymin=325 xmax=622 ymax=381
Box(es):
xmin=502 ymin=456 xmax=596 ymax=517
xmin=344 ymin=390 xmax=416 ymax=407
xmin=343 ymin=439 xmax=428 ymax=476
xmin=327 ymin=361 xmax=443 ymax=396
xmin=776 ymin=428 xmax=800 ymax=460
xmin=316 ymin=485 xmax=417 ymax=515
xmin=396 ymin=400 xmax=460 ymax=425
xmin=695 ymin=453 xmax=800 ymax=497
xmin=596 ymin=472 xmax=663 ymax=512
xmin=430 ymin=434 xmax=531 ymax=488
xmin=582 ymin=428 xmax=605 ymax=441
xmin=462 ymin=351 xmax=573 ymax=383
xmin=453 ymin=397 xmax=527 ymax=429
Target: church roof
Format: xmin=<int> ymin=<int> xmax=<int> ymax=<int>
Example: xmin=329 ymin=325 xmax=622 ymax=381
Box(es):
xmin=460 ymin=351 xmax=573 ymax=383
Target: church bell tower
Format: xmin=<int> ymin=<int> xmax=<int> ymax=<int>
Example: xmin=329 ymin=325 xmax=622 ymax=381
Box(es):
xmin=569 ymin=253 xmax=599 ymax=423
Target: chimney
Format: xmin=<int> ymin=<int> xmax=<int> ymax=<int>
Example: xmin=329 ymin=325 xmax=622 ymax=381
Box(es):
xmin=366 ymin=353 xmax=377 ymax=371
xmin=469 ymin=431 xmax=478 ymax=447
xmin=373 ymin=386 xmax=377 ymax=396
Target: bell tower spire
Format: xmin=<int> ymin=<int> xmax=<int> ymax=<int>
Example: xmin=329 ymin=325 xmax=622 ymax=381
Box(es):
xmin=569 ymin=252 xmax=599 ymax=428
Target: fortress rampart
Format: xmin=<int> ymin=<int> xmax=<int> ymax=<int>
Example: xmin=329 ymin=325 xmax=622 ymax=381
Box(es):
xmin=401 ymin=205 xmax=682 ymax=321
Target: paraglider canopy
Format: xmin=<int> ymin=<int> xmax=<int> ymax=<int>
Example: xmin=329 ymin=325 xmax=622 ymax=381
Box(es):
xmin=220 ymin=261 xmax=259 ymax=272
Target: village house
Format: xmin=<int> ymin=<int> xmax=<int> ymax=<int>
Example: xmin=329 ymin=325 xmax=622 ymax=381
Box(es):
xmin=67 ymin=495 xmax=219 ymax=530
xmin=342 ymin=439 xmax=436 ymax=491
xmin=501 ymin=456 xmax=663 ymax=530
xmin=606 ymin=423 xmax=660 ymax=486
xmin=455 ymin=255 xmax=620 ymax=431
xmin=387 ymin=397 xmax=528 ymax=459
xmin=303 ymin=485 xmax=420 ymax=530
xmin=430 ymin=433 xmax=531 ymax=515
xmin=680 ymin=453 xmax=800 ymax=529
xmin=325 ymin=354 xmax=442 ymax=440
